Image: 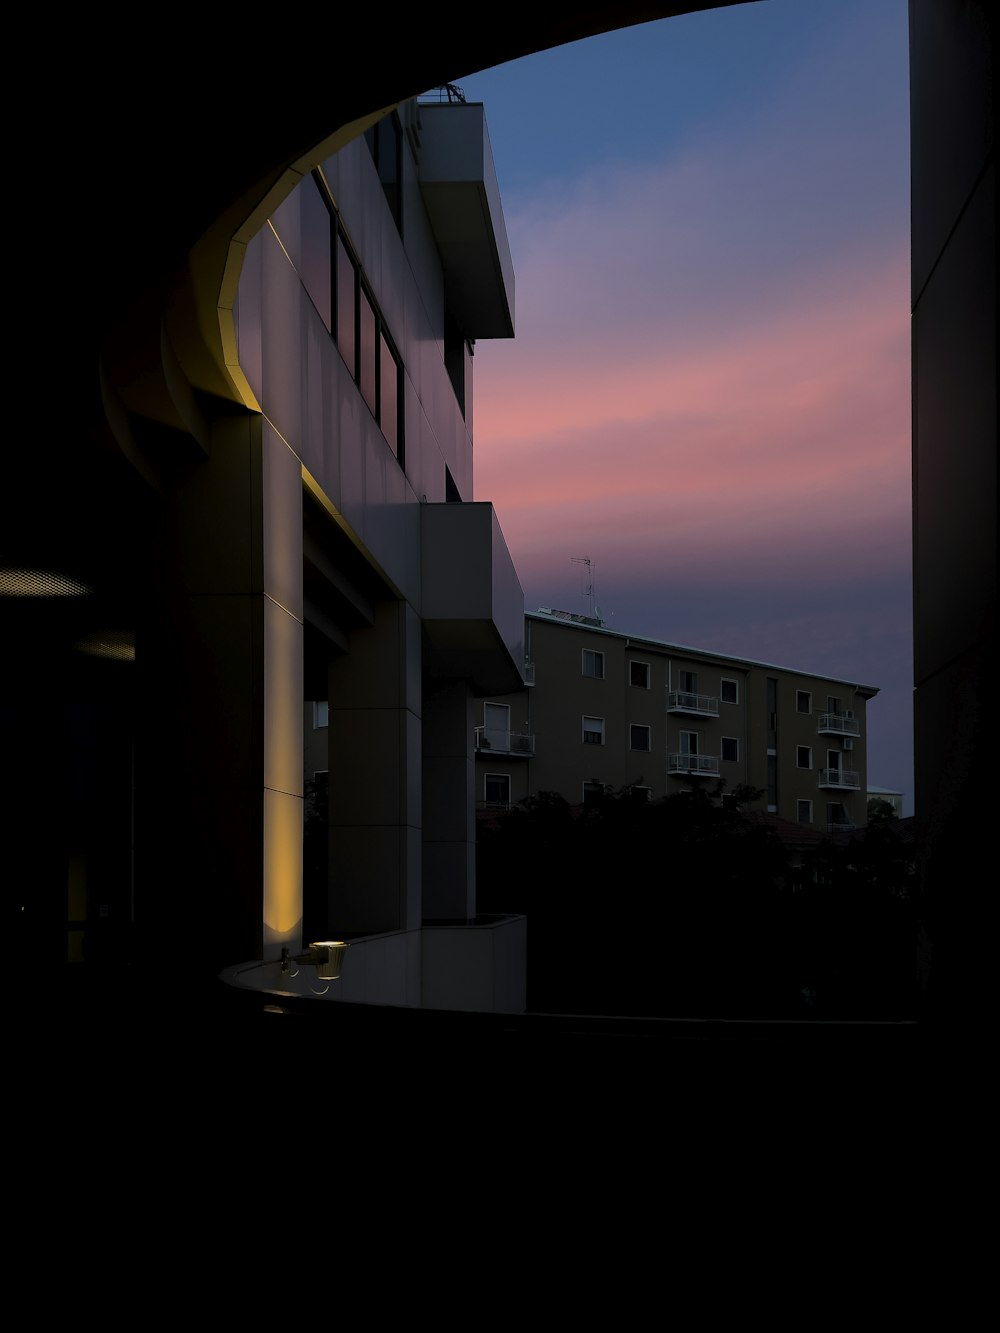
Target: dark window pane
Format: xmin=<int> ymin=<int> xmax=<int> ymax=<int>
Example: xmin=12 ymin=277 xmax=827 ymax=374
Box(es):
xmin=380 ymin=332 xmax=399 ymax=457
xmin=360 ymin=289 xmax=376 ymax=415
xmin=336 ymin=236 xmax=356 ymax=378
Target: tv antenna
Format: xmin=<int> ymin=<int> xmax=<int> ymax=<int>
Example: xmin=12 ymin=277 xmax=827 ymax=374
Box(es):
xmin=571 ymin=557 xmax=603 ymax=624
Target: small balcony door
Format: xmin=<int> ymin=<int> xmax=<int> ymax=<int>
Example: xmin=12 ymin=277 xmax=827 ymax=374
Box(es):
xmin=483 ymin=703 xmax=510 ymax=751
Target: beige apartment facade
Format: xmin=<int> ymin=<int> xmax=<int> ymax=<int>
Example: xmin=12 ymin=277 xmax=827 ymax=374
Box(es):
xmin=477 ymin=610 xmax=878 ymax=832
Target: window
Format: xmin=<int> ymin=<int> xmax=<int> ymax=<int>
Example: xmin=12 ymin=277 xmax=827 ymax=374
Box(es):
xmin=720 ymin=678 xmax=738 ymax=705
xmin=583 ymin=716 xmax=605 ymax=745
xmin=313 ymin=701 xmax=329 ymax=728
xmin=680 ymin=731 xmax=698 ymax=756
xmin=827 ymin=696 xmax=842 ymax=714
xmin=481 ymin=703 xmax=510 ymax=751
xmin=333 ymin=220 xmax=405 ymax=465
xmin=827 ymin=801 xmax=848 ymax=827
xmin=797 ymin=690 xmax=812 ymax=714
xmin=335 ymin=233 xmax=357 ymax=378
xmin=630 ymin=724 xmax=651 ymax=752
xmin=444 ymin=306 xmax=467 ymax=417
xmin=767 ymin=753 xmax=777 ymax=812
xmin=632 ymin=786 xmax=653 ymax=801
xmin=379 ymin=331 xmax=401 ymax=458
xmin=484 ymin=774 xmax=510 ymax=809
xmin=797 ymin=746 xmax=812 ymax=769
xmin=797 ymin=800 xmax=813 ymax=824
xmin=359 ymin=287 xmax=377 ymax=416
xmin=583 ymin=781 xmax=605 ymax=806
xmin=630 ymin=660 xmax=650 ymax=688
xmin=680 ymin=670 xmax=698 ymax=693
xmin=582 ymin=650 xmax=604 ymax=679
xmin=722 ymin=736 xmax=739 ymax=763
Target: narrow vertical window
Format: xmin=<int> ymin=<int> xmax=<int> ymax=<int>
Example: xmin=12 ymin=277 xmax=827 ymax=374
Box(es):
xmin=359 ymin=288 xmax=377 ymax=415
xmin=336 ymin=234 xmax=356 ymax=378
xmin=380 ymin=331 xmax=400 ymax=459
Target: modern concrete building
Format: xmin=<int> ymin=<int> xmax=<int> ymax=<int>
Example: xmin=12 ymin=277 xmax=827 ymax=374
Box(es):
xmin=2 ymin=1 xmax=993 ymax=1041
xmin=476 ymin=609 xmax=877 ymax=832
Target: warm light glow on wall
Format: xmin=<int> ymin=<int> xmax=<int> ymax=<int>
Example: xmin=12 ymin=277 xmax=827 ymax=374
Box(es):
xmin=263 ymin=789 xmax=303 ymax=956
xmin=0 ymin=568 xmax=92 ymax=596
xmin=73 ymin=631 xmax=136 ymax=661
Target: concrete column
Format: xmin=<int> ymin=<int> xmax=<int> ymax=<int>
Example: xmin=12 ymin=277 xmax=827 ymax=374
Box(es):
xmin=327 ymin=600 xmax=422 ymax=935
xmin=422 ymin=679 xmax=476 ymax=921
xmin=136 ymin=413 xmax=303 ymax=970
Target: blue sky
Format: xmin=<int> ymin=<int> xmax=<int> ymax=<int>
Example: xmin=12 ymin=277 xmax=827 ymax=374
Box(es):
xmin=452 ymin=0 xmax=914 ymax=812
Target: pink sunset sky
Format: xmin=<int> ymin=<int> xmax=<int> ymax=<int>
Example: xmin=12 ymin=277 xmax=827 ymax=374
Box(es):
xmin=461 ymin=0 xmax=913 ymax=809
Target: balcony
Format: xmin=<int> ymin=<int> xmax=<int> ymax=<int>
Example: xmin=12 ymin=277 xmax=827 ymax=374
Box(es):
xmin=668 ymin=753 xmax=720 ymax=777
xmin=817 ymin=712 xmax=860 ymax=736
xmin=475 ymin=727 xmax=534 ymax=757
xmin=667 ymin=690 xmax=719 ymax=717
xmin=421 ymin=502 xmax=524 ymax=694
xmin=417 ymin=102 xmax=515 ymax=339
xmin=818 ymin=768 xmax=860 ymax=790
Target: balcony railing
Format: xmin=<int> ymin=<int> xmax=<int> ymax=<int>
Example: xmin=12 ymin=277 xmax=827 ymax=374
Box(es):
xmin=667 ymin=690 xmax=719 ymax=717
xmin=668 ymin=753 xmax=720 ymax=777
xmin=817 ymin=712 xmax=860 ymax=736
xmin=827 ymin=819 xmax=857 ymax=833
xmin=475 ymin=727 xmax=534 ymax=756
xmin=818 ymin=768 xmax=860 ymax=789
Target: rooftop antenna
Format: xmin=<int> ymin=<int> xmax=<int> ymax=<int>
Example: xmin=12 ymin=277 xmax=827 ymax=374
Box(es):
xmin=571 ymin=557 xmax=603 ymax=624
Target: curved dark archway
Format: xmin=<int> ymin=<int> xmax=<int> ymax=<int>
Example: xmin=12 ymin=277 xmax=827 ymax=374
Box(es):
xmin=3 ymin=1 xmax=994 ymax=1036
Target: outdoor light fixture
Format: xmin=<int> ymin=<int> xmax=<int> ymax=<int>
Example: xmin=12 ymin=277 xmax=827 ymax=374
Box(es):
xmin=280 ymin=941 xmax=348 ymax=994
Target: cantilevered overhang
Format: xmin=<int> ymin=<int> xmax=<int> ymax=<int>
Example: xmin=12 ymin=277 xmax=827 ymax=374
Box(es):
xmin=417 ymin=103 xmax=515 ymax=339
xmin=421 ymin=503 xmax=524 ymax=693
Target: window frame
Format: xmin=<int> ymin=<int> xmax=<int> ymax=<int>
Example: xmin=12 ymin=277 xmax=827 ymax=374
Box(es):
xmin=484 ymin=773 xmax=511 ymax=809
xmin=796 ymin=690 xmax=812 ymax=714
xmin=330 ymin=206 xmax=405 ymax=467
xmin=629 ymin=723 xmax=651 ymax=752
xmin=582 ymin=649 xmax=605 ymax=680
xmin=720 ymin=677 xmax=739 ymax=705
xmin=797 ymin=745 xmax=813 ymax=769
xmin=721 ymin=736 xmax=739 ymax=763
xmin=797 ymin=799 xmax=813 ymax=824
xmin=629 ymin=659 xmax=650 ymax=689
xmin=582 ymin=715 xmax=605 ymax=745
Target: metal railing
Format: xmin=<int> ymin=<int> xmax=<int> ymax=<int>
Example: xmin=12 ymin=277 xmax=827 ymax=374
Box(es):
xmin=475 ymin=727 xmax=534 ymax=756
xmin=667 ymin=690 xmax=720 ymax=716
xmin=668 ymin=753 xmax=721 ymax=776
xmin=817 ymin=712 xmax=860 ymax=735
xmin=818 ymin=768 xmax=860 ymax=789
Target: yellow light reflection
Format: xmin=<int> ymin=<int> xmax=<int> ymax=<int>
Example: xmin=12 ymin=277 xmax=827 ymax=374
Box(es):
xmin=0 ymin=568 xmax=92 ymax=597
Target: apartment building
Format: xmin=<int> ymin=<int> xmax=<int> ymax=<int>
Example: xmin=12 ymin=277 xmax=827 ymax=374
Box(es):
xmin=476 ymin=610 xmax=878 ymax=832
